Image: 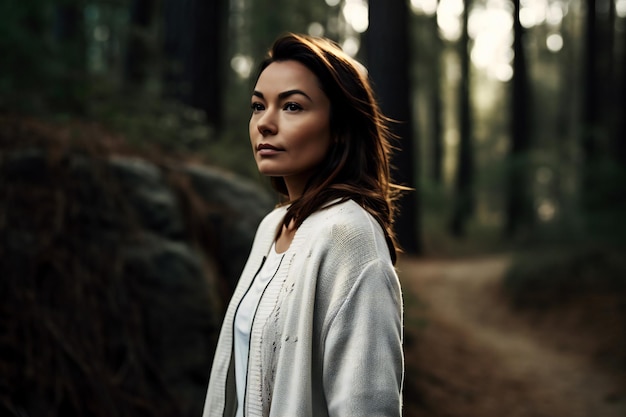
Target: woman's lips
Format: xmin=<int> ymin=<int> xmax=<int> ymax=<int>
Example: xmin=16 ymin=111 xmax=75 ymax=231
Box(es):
xmin=257 ymin=143 xmax=283 ymax=156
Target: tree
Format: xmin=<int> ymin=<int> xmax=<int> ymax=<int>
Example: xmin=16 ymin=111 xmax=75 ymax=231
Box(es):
xmin=450 ymin=0 xmax=474 ymax=237
xmin=580 ymin=0 xmax=626 ymax=237
xmin=367 ymin=0 xmax=421 ymax=254
xmin=607 ymin=0 xmax=626 ymax=165
xmin=125 ymin=0 xmax=157 ymax=88
xmin=580 ymin=0 xmax=606 ymax=220
xmin=162 ymin=0 xmax=228 ymax=128
xmin=427 ymin=5 xmax=444 ymax=184
xmin=618 ymin=15 xmax=626 ymax=164
xmin=505 ymin=0 xmax=533 ymax=237
xmin=189 ymin=0 xmax=227 ymax=128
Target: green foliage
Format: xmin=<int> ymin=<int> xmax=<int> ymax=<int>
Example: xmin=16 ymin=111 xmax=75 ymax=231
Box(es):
xmin=84 ymin=76 xmax=260 ymax=179
xmin=0 ymin=0 xmax=262 ymax=181
xmin=419 ymin=178 xmax=515 ymax=256
xmin=3 ymin=0 xmax=624 ymax=255
xmin=90 ymin=81 xmax=212 ymax=148
xmin=581 ymin=158 xmax=626 ymax=241
xmin=504 ymin=245 xmax=626 ymax=308
xmin=0 ymin=0 xmax=90 ymax=114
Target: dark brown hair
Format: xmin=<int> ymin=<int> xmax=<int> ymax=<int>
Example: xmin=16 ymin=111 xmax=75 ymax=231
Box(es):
xmin=255 ymin=33 xmax=403 ymax=263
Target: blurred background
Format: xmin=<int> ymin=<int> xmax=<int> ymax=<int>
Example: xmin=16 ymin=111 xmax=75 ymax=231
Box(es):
xmin=0 ymin=0 xmax=624 ymax=416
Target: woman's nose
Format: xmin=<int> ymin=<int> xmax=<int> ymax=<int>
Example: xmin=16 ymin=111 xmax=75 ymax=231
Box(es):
xmin=257 ymin=110 xmax=277 ymax=136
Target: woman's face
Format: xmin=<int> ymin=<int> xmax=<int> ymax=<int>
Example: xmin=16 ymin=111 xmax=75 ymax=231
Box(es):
xmin=249 ymin=60 xmax=332 ymax=199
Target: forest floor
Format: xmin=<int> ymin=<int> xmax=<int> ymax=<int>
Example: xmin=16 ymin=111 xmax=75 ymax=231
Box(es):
xmin=398 ymin=254 xmax=626 ymax=417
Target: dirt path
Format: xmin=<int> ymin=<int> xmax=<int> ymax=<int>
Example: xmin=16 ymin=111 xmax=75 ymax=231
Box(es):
xmin=398 ymin=255 xmax=626 ymax=417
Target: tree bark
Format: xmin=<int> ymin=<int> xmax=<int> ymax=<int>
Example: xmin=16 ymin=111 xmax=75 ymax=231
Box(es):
xmin=367 ymin=0 xmax=421 ymax=254
xmin=450 ymin=0 xmax=474 ymax=237
xmin=125 ymin=0 xmax=157 ymax=87
xmin=188 ymin=0 xmax=226 ymax=128
xmin=429 ymin=11 xmax=444 ymax=184
xmin=580 ymin=0 xmax=603 ymax=217
xmin=55 ymin=1 xmax=86 ymax=112
xmin=505 ymin=0 xmax=533 ymax=237
xmin=612 ymin=0 xmax=626 ymax=164
xmin=162 ymin=0 xmax=227 ymax=128
xmin=582 ymin=0 xmax=599 ymax=164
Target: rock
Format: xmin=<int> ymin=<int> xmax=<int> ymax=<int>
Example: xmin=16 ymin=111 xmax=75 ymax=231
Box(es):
xmin=182 ymin=164 xmax=275 ymax=288
xmin=0 ymin=142 xmax=273 ymax=417
xmin=108 ymin=156 xmax=186 ymax=239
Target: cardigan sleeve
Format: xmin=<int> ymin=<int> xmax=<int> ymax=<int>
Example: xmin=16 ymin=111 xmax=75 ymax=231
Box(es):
xmin=321 ymin=258 xmax=404 ymax=417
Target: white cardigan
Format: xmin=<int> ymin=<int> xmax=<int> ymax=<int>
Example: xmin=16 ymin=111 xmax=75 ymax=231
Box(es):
xmin=202 ymin=199 xmax=404 ymax=417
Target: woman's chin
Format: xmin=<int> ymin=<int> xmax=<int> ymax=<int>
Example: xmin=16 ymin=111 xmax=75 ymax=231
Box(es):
xmin=256 ymin=163 xmax=284 ymax=177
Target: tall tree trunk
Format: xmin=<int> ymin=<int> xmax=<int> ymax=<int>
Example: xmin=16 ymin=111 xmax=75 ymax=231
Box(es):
xmin=55 ymin=1 xmax=86 ymax=112
xmin=162 ymin=0 xmax=189 ymax=98
xmin=611 ymin=0 xmax=626 ymax=164
xmin=606 ymin=0 xmax=617 ymax=107
xmin=618 ymin=14 xmax=626 ymax=164
xmin=187 ymin=0 xmax=227 ymax=128
xmin=601 ymin=0 xmax=616 ymax=151
xmin=554 ymin=5 xmax=579 ymax=227
xmin=582 ymin=0 xmax=599 ymax=163
xmin=162 ymin=0 xmax=226 ymax=128
xmin=125 ymin=0 xmax=157 ymax=88
xmin=450 ymin=0 xmax=474 ymax=237
xmin=580 ymin=0 xmax=626 ymax=235
xmin=505 ymin=0 xmax=533 ymax=237
xmin=581 ymin=0 xmax=601 ymax=214
xmin=55 ymin=3 xmax=83 ymax=57
xmin=367 ymin=0 xmax=421 ymax=254
xmin=429 ymin=10 xmax=444 ymax=184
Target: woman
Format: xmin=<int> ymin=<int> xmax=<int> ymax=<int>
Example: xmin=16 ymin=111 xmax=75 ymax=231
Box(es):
xmin=202 ymin=33 xmax=404 ymax=417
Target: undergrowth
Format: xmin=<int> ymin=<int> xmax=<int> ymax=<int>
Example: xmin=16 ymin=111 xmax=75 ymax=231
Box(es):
xmin=504 ymin=244 xmax=626 ymax=308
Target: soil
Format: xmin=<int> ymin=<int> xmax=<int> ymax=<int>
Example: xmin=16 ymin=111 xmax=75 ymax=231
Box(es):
xmin=398 ymin=255 xmax=626 ymax=417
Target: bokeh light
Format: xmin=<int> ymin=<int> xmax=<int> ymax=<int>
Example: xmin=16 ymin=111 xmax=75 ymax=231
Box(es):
xmin=410 ymin=0 xmax=438 ymax=15
xmin=307 ymin=22 xmax=325 ymax=37
xmin=342 ymin=0 xmax=369 ymax=33
xmin=469 ymin=3 xmax=514 ymax=81
xmin=616 ymin=0 xmax=626 ymax=17
xmin=341 ymin=36 xmax=360 ymax=57
xmin=437 ymin=0 xmax=464 ymax=41
xmin=546 ymin=33 xmax=564 ymax=52
xmin=231 ymin=54 xmax=253 ymax=79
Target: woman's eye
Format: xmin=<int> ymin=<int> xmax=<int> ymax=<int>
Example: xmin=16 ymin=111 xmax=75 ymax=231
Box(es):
xmin=251 ymin=102 xmax=264 ymax=112
xmin=284 ymin=102 xmax=302 ymax=112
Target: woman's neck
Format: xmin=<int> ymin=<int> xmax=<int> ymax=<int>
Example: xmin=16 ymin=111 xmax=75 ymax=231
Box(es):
xmin=275 ymin=219 xmax=297 ymax=254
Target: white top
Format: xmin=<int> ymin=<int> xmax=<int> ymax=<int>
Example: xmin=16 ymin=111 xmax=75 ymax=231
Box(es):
xmin=233 ymin=242 xmax=284 ymax=417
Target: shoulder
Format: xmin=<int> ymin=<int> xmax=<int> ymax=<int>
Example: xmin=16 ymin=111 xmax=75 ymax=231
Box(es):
xmin=323 ymin=199 xmax=386 ymax=243
xmin=305 ymin=199 xmax=391 ymax=264
xmin=308 ymin=201 xmax=401 ymax=334
xmin=309 ymin=199 xmax=379 ymax=231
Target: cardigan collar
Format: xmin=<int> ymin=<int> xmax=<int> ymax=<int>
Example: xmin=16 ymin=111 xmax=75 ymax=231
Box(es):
xmin=260 ymin=198 xmax=344 ymax=259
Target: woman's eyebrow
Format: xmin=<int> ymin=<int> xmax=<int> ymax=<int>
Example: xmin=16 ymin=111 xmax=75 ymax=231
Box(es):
xmin=278 ymin=89 xmax=312 ymax=101
xmin=252 ymin=89 xmax=312 ymax=102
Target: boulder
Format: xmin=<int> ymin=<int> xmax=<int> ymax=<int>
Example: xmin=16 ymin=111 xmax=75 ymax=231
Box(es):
xmin=0 ymin=128 xmax=274 ymax=417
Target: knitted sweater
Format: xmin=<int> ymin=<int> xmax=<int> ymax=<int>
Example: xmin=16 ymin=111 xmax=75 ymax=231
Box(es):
xmin=202 ymin=199 xmax=404 ymax=417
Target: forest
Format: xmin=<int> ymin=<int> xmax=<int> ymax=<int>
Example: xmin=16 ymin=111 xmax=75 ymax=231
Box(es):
xmin=1 ymin=0 xmax=625 ymax=416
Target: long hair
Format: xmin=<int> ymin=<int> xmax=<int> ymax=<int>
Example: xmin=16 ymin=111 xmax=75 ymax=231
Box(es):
xmin=255 ymin=33 xmax=404 ymax=263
